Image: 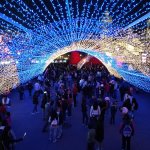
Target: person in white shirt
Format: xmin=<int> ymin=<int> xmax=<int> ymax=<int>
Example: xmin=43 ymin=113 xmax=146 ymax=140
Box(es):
xmin=90 ymin=102 xmax=101 ymax=118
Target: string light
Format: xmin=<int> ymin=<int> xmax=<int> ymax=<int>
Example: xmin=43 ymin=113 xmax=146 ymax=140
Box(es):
xmin=0 ymin=0 xmax=149 ymax=94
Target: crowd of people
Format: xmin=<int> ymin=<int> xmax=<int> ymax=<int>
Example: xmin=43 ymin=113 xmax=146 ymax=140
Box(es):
xmin=36 ymin=63 xmax=138 ymax=150
xmin=0 ymin=63 xmax=139 ymax=150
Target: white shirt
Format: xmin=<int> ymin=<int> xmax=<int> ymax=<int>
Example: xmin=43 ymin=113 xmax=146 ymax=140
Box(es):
xmin=79 ymin=79 xmax=84 ymax=87
xmin=2 ymin=97 xmax=10 ymax=105
xmin=90 ymin=106 xmax=101 ymax=117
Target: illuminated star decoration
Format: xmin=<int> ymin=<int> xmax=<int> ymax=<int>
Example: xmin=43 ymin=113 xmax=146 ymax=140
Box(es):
xmin=0 ymin=0 xmax=150 ymax=94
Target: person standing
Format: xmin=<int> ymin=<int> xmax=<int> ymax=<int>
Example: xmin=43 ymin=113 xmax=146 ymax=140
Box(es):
xmin=95 ymin=116 xmax=104 ymax=150
xmin=81 ymin=98 xmax=88 ymax=126
xmin=49 ymin=111 xmax=58 ymax=143
xmin=90 ymin=101 xmax=101 ymax=119
xmin=27 ymin=81 xmax=33 ymax=96
xmin=56 ymin=106 xmax=63 ymax=139
xmin=1 ymin=126 xmax=24 ymax=150
xmin=120 ymin=114 xmax=134 ymax=150
xmin=87 ymin=123 xmax=96 ymax=150
xmin=41 ymin=92 xmax=48 ymax=120
xmin=34 ymin=81 xmax=42 ymax=96
xmin=67 ymin=89 xmax=73 ymax=116
xmin=42 ymin=100 xmax=54 ymax=132
xmin=110 ymin=101 xmax=117 ymax=124
xmin=72 ymin=82 xmax=78 ymax=107
xmin=61 ymin=97 xmax=68 ymax=121
xmin=18 ymin=85 xmax=24 ymax=100
xmin=32 ymin=91 xmax=39 ymax=114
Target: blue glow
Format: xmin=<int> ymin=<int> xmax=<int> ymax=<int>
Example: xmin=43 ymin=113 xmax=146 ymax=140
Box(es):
xmin=0 ymin=0 xmax=149 ymax=93
xmin=124 ymin=12 xmax=150 ymax=30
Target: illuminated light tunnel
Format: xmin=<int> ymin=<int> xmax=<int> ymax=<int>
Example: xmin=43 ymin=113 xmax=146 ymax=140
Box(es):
xmin=0 ymin=0 xmax=150 ymax=94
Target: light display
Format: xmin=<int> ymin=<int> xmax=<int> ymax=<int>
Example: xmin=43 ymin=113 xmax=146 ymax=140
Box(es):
xmin=0 ymin=0 xmax=150 ymax=94
xmin=77 ymin=55 xmax=92 ymax=70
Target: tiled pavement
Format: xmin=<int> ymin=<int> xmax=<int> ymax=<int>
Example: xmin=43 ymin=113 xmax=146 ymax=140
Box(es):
xmin=9 ymin=89 xmax=150 ymax=150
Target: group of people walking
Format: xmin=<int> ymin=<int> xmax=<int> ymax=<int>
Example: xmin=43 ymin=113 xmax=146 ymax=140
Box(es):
xmin=31 ymin=63 xmax=138 ymax=150
xmin=0 ymin=63 xmax=139 ymax=150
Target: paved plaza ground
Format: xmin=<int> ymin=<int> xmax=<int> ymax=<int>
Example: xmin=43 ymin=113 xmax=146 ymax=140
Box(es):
xmin=9 ymin=89 xmax=150 ymax=150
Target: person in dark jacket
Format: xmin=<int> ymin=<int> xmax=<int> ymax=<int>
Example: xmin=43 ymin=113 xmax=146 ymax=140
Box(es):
xmin=110 ymin=101 xmax=117 ymax=124
xmin=41 ymin=92 xmax=48 ymax=120
xmin=123 ymin=98 xmax=132 ymax=112
xmin=18 ymin=85 xmax=24 ymax=100
xmin=81 ymin=98 xmax=88 ymax=125
xmin=61 ymin=97 xmax=68 ymax=121
xmin=72 ymin=82 xmax=78 ymax=107
xmin=56 ymin=106 xmax=63 ymax=139
xmin=1 ymin=126 xmax=23 ymax=150
xmin=87 ymin=123 xmax=96 ymax=150
xmin=32 ymin=91 xmax=39 ymax=114
xmin=27 ymin=81 xmax=33 ymax=96
xmin=120 ymin=114 xmax=134 ymax=150
xmin=131 ymin=98 xmax=138 ymax=119
xmin=95 ymin=116 xmax=104 ymax=150
xmin=42 ymin=100 xmax=54 ymax=132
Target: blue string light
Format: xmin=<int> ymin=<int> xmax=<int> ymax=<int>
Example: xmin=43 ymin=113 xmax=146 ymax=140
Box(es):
xmin=0 ymin=0 xmax=149 ymax=94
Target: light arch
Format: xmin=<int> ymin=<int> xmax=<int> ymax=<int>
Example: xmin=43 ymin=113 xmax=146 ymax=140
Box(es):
xmin=0 ymin=0 xmax=149 ymax=94
xmin=0 ymin=32 xmax=150 ymax=94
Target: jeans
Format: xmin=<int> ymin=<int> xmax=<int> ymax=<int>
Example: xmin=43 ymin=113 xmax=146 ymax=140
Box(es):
xmin=33 ymin=104 xmax=38 ymax=113
xmin=110 ymin=113 xmax=116 ymax=124
xmin=57 ymin=125 xmax=62 ymax=138
xmin=122 ymin=136 xmax=131 ymax=150
xmin=68 ymin=104 xmax=72 ymax=116
xmin=82 ymin=112 xmax=88 ymax=125
xmin=49 ymin=126 xmax=57 ymax=142
xmin=28 ymin=89 xmax=32 ymax=96
xmin=73 ymin=94 xmax=77 ymax=107
xmin=19 ymin=92 xmax=24 ymax=100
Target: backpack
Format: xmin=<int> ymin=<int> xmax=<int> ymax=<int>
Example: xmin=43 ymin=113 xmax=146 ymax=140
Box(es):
xmin=123 ymin=124 xmax=132 ymax=137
